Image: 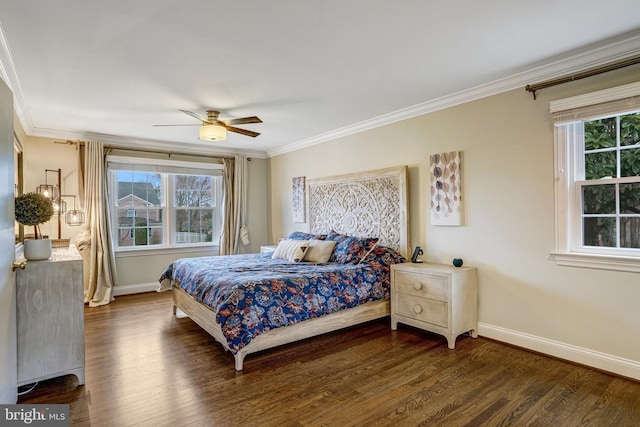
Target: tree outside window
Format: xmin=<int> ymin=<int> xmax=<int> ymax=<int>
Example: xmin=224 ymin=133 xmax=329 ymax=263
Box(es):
xmin=174 ymin=175 xmax=216 ymax=244
xmin=582 ymin=112 xmax=640 ymax=249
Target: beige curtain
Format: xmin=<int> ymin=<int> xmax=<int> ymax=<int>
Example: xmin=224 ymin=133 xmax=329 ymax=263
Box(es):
xmin=73 ymin=141 xmax=119 ymax=307
xmin=219 ymin=155 xmax=249 ymax=255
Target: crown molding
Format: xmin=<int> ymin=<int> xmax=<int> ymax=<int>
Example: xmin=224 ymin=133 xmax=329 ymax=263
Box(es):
xmin=27 ymin=126 xmax=269 ymax=159
xmin=268 ymin=31 xmax=640 ymax=158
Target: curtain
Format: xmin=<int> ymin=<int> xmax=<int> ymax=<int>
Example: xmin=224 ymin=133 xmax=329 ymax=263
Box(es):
xmin=73 ymin=141 xmax=119 ymax=307
xmin=219 ymin=155 xmax=249 ymax=255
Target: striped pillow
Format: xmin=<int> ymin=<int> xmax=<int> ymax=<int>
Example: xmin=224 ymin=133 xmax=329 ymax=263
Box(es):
xmin=271 ymin=239 xmax=309 ymax=262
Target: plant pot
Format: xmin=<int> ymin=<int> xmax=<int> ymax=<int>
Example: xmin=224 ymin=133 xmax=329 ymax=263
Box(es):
xmin=24 ymin=238 xmax=52 ymax=261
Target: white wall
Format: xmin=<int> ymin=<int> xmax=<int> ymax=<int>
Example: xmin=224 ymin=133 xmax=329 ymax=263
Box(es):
xmin=269 ymin=67 xmax=640 ymax=379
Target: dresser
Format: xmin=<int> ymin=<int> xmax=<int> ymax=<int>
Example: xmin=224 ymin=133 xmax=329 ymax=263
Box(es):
xmin=391 ymin=262 xmax=478 ymax=349
xmin=15 ymin=245 xmax=85 ymax=386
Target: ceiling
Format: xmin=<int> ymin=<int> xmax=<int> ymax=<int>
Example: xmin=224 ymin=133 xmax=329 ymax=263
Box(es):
xmin=1 ymin=1 xmax=640 ymax=158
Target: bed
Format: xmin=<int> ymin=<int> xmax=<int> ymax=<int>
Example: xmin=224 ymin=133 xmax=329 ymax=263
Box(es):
xmin=158 ymin=166 xmax=409 ymax=370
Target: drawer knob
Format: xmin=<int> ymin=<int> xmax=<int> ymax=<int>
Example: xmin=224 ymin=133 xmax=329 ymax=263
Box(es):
xmin=414 ymin=282 xmax=422 ymax=290
xmin=413 ymin=305 xmax=423 ymax=314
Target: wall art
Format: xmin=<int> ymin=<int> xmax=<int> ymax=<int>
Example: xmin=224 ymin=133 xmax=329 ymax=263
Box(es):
xmin=292 ymin=176 xmax=306 ymax=223
xmin=430 ymin=151 xmax=462 ymax=226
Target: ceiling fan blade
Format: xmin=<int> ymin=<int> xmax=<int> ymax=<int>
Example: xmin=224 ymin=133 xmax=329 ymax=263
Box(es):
xmin=226 ymin=126 xmax=261 ymax=138
xmin=223 ymin=116 xmax=263 ymax=126
xmin=179 ymin=109 xmax=213 ymax=124
xmin=152 ymin=124 xmax=201 ymax=127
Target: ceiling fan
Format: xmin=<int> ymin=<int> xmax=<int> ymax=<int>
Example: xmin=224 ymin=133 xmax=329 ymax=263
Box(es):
xmin=153 ymin=109 xmax=262 ymax=141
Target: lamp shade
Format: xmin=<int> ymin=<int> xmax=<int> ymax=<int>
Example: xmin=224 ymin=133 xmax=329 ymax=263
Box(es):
xmin=199 ymin=124 xmax=227 ymax=141
xmin=37 ymin=184 xmax=57 ymax=200
xmin=65 ymin=209 xmax=85 ymax=226
xmin=53 ymin=198 xmax=67 ymax=214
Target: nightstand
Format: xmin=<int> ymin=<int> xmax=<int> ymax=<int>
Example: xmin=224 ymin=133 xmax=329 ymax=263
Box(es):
xmin=260 ymin=245 xmax=277 ymax=254
xmin=390 ymin=262 xmax=478 ymax=349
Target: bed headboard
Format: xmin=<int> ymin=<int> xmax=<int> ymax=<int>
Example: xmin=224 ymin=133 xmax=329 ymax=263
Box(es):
xmin=308 ymin=166 xmax=409 ymax=258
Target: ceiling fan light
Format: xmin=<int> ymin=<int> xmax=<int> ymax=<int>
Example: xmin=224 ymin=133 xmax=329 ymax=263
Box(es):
xmin=199 ymin=124 xmax=227 ymax=141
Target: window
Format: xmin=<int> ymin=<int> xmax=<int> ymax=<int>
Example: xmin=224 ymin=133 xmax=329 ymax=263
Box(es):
xmin=551 ymin=82 xmax=640 ymax=272
xmin=107 ymin=156 xmax=224 ymax=251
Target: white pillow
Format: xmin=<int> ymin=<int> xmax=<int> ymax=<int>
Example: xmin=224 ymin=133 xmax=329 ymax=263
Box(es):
xmin=303 ymin=239 xmax=337 ymax=263
xmin=271 ymin=239 xmax=309 ymax=262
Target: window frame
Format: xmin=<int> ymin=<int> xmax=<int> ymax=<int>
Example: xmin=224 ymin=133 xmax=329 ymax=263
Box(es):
xmin=107 ymin=155 xmax=224 ymax=254
xmin=551 ymin=82 xmax=640 ymax=272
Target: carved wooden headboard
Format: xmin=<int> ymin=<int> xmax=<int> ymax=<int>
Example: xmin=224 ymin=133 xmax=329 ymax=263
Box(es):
xmin=308 ymin=166 xmax=409 ymax=257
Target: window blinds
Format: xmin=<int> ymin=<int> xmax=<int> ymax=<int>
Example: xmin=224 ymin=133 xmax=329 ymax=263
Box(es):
xmin=550 ymin=81 xmax=640 ymax=125
xmin=107 ymin=155 xmax=224 ymax=176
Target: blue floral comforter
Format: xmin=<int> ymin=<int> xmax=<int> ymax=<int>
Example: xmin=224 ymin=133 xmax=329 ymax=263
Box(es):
xmin=158 ymin=250 xmax=405 ymax=354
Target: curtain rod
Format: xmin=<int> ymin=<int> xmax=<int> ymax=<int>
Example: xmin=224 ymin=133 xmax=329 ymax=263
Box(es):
xmin=525 ymin=54 xmax=640 ymax=100
xmin=53 ymin=140 xmax=248 ymax=161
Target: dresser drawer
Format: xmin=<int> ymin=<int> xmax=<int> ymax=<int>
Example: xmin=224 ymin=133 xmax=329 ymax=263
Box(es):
xmin=394 ymin=271 xmax=447 ymax=301
xmin=394 ymin=295 xmax=448 ymax=327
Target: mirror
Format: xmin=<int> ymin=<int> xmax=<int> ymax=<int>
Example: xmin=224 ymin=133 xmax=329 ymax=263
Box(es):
xmin=14 ymin=132 xmax=23 ymax=243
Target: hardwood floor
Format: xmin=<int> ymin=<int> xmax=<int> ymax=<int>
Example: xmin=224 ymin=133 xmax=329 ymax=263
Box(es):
xmin=18 ymin=291 xmax=640 ymax=426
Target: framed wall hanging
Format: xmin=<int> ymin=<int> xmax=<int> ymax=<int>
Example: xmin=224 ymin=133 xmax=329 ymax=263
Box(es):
xmin=292 ymin=176 xmax=306 ymax=223
xmin=430 ymin=151 xmax=462 ymax=226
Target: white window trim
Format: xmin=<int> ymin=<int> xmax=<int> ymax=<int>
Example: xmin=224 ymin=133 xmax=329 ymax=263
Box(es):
xmin=550 ymin=81 xmax=640 ymax=273
xmin=107 ymin=155 xmax=223 ymax=253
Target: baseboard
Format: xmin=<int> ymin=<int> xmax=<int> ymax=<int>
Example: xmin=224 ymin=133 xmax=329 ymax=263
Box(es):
xmin=112 ymin=282 xmax=159 ymax=296
xmin=478 ymin=323 xmax=640 ymax=381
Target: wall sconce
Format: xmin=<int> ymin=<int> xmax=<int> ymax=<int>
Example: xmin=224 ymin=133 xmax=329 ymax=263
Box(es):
xmin=61 ymin=195 xmax=85 ymax=226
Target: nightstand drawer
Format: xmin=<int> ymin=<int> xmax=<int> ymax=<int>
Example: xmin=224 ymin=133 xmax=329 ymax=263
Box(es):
xmin=395 ymin=295 xmax=447 ymax=327
xmin=394 ymin=271 xmax=447 ymax=301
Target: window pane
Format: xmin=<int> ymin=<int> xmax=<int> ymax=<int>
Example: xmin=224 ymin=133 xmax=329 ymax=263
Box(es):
xmin=620 ymin=147 xmax=640 ymax=177
xmin=115 ymin=171 xmax=163 ymax=247
xmin=584 ymin=151 xmax=616 ymax=180
xmin=118 ymin=228 xmax=134 ymax=247
xmin=582 ymin=184 xmax=615 ymax=215
xmin=199 ymin=190 xmax=213 ymax=208
xmin=149 ymin=227 xmax=163 ymax=245
xmin=620 ymin=183 xmax=640 ymax=214
xmin=583 ymin=217 xmax=616 ymax=247
xmin=173 ymin=174 xmax=215 ymax=244
xmin=620 ymin=112 xmax=640 ymax=147
xmin=175 ymin=175 xmax=213 ymax=208
xmin=199 ymin=210 xmax=213 ymax=242
xmin=175 ymin=209 xmax=213 ymax=243
xmin=584 ymin=117 xmax=616 ymax=150
xmin=620 ymin=217 xmax=640 ymax=249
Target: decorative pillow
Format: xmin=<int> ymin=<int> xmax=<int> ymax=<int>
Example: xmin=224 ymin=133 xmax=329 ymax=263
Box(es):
xmin=271 ymin=239 xmax=309 ymax=262
xmin=303 ymin=239 xmax=337 ymax=263
xmin=325 ymin=230 xmax=350 ymax=243
xmin=325 ymin=231 xmax=354 ymax=261
xmin=360 ymin=245 xmax=407 ymax=266
xmin=356 ymin=240 xmax=379 ymax=264
xmin=287 ymin=231 xmax=327 ymax=241
xmin=332 ymin=236 xmax=379 ymax=264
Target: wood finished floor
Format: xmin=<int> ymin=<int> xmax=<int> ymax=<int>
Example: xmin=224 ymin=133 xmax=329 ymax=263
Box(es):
xmin=18 ymin=291 xmax=640 ymax=427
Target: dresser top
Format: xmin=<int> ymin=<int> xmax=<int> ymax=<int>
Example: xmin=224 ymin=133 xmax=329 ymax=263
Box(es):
xmin=392 ymin=262 xmax=475 ymax=273
xmin=16 ymin=244 xmax=82 ymax=263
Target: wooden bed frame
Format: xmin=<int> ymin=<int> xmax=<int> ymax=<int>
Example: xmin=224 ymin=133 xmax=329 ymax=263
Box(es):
xmin=172 ymin=165 xmax=409 ymax=370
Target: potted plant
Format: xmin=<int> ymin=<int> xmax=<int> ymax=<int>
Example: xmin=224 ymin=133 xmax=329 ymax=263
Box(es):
xmin=15 ymin=192 xmax=54 ymax=260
